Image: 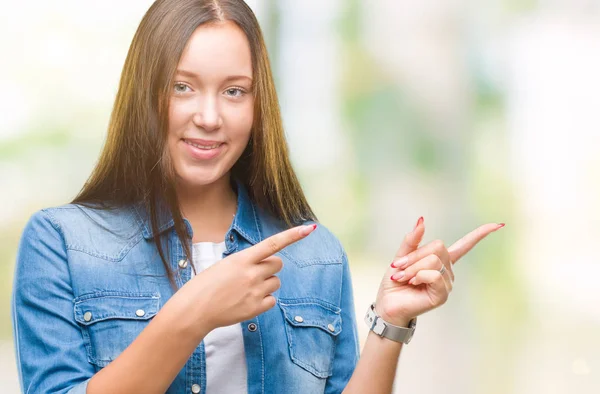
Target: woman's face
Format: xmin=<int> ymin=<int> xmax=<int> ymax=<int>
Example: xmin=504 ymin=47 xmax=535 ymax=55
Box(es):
xmin=167 ymin=21 xmax=254 ymax=190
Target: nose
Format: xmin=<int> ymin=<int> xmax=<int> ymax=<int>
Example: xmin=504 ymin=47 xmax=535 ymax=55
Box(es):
xmin=192 ymin=95 xmax=223 ymax=132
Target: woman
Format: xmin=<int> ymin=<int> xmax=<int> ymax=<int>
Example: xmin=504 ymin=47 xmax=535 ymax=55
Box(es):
xmin=11 ymin=1 xmax=503 ymax=393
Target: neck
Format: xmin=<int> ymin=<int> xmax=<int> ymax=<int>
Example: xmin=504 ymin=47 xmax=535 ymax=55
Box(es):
xmin=176 ymin=175 xmax=238 ymax=243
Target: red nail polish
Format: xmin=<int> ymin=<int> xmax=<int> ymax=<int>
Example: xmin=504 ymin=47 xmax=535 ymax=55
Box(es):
xmin=299 ymin=224 xmax=317 ymax=236
xmin=496 ymin=223 xmax=505 ymax=229
xmin=390 ymin=262 xmax=396 ymax=268
xmin=390 ymin=274 xmax=395 ymax=281
xmin=414 ymin=217 xmax=424 ymax=230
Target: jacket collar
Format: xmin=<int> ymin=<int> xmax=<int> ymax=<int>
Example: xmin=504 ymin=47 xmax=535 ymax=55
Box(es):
xmin=228 ymin=180 xmax=262 ymax=245
xmin=132 ymin=179 xmax=262 ymax=245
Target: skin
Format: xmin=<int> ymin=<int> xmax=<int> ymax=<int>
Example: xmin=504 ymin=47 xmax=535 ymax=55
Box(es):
xmin=167 ymin=20 xmax=254 ymax=242
xmin=344 ymin=219 xmax=503 ymax=393
xmin=377 ymin=220 xmax=505 ymax=325
xmin=87 ymin=20 xmax=504 ymax=394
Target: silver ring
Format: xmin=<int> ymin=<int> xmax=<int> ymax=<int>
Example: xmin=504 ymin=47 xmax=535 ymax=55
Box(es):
xmin=439 ymin=264 xmax=447 ymax=276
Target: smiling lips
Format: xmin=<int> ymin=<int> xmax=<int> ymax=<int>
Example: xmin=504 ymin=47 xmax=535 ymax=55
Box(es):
xmin=183 ymin=138 xmax=223 ymax=149
xmin=182 ymin=138 xmax=224 ymax=160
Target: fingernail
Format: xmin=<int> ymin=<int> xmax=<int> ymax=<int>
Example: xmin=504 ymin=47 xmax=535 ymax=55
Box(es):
xmin=413 ymin=217 xmax=424 ymax=231
xmin=396 ymin=256 xmax=408 ymax=269
xmin=299 ymin=224 xmax=317 ymax=236
xmin=409 ymin=277 xmax=417 ymax=285
xmin=390 ymin=272 xmax=406 ymax=281
xmin=495 ymin=223 xmax=505 ymax=230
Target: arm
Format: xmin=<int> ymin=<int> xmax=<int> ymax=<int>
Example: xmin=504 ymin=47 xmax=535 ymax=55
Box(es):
xmin=11 ymin=210 xmax=211 ymax=394
xmin=341 ymin=218 xmax=504 ymax=394
xmin=12 ymin=210 xmax=96 ymax=394
xmin=323 ymin=250 xmax=405 ymax=394
xmin=342 ymin=323 xmax=409 ymax=394
xmin=87 ymin=294 xmax=210 ymax=394
xmin=12 ymin=211 xmax=316 ymax=394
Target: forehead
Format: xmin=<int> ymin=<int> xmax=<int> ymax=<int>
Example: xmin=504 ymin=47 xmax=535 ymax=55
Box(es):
xmin=177 ymin=21 xmax=253 ymax=80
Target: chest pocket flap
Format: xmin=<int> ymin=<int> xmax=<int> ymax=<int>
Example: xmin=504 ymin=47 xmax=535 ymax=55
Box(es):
xmin=278 ymin=299 xmax=342 ymax=378
xmin=74 ymin=292 xmax=160 ymax=367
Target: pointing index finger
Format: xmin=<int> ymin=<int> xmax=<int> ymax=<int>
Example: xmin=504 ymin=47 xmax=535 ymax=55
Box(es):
xmin=448 ymin=223 xmax=504 ymax=263
xmin=243 ymin=224 xmax=317 ymax=262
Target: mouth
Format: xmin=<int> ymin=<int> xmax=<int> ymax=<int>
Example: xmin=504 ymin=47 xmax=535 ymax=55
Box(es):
xmin=182 ymin=139 xmax=224 ymax=150
xmin=181 ymin=138 xmax=225 ymax=160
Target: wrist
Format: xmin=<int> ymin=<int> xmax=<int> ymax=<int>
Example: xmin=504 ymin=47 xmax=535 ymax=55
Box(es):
xmin=164 ymin=290 xmax=214 ymax=340
xmin=366 ymin=302 xmax=417 ymax=344
xmin=374 ymin=303 xmax=412 ymax=328
xmin=367 ymin=328 xmax=404 ymax=348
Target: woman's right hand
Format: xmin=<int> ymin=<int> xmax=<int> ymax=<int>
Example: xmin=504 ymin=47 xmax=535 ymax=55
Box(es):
xmin=174 ymin=224 xmax=317 ymax=333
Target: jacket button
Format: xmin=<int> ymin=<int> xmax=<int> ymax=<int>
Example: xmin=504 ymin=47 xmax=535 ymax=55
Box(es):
xmin=328 ymin=324 xmax=335 ymax=332
xmin=229 ymin=233 xmax=235 ymax=242
xmin=248 ymin=323 xmax=257 ymax=332
xmin=83 ymin=312 xmax=92 ymax=322
xmin=178 ymin=259 xmax=188 ymax=269
xmin=191 ymin=383 xmax=201 ymax=393
xmin=135 ymin=309 xmax=145 ymax=317
xmin=294 ymin=316 xmax=304 ymax=323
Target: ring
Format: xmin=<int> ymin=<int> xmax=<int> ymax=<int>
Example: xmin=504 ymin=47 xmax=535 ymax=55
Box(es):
xmin=439 ymin=264 xmax=447 ymax=276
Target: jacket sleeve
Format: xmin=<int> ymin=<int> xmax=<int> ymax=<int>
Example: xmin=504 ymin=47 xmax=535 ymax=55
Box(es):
xmin=11 ymin=210 xmax=93 ymax=394
xmin=325 ymin=250 xmax=361 ymax=393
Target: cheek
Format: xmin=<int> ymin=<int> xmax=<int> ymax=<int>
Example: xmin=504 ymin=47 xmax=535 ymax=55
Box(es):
xmin=226 ymin=101 xmax=254 ymax=143
xmin=168 ymin=101 xmax=189 ymax=137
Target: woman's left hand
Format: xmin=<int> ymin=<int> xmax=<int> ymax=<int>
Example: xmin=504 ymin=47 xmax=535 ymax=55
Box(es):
xmin=374 ymin=217 xmax=505 ymax=326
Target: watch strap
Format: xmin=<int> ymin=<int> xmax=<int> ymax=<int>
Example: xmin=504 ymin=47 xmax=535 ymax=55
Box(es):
xmin=364 ymin=302 xmax=417 ymax=344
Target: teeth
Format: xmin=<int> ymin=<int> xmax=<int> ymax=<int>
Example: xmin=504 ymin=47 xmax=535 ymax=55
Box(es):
xmin=185 ymin=140 xmax=221 ymax=150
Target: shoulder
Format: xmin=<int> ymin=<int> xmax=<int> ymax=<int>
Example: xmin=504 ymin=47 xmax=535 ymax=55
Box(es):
xmin=38 ymin=203 xmax=140 ymax=235
xmin=257 ymin=209 xmax=346 ymax=266
xmin=21 ymin=203 xmax=143 ymax=260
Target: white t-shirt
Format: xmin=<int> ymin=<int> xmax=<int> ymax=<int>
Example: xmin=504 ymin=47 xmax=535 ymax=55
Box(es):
xmin=192 ymin=241 xmax=248 ymax=394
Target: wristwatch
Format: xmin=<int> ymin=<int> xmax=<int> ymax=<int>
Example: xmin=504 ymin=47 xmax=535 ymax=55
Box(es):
xmin=364 ymin=303 xmax=417 ymax=344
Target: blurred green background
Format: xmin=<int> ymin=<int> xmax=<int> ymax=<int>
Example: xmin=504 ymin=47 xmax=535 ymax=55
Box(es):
xmin=1 ymin=1 xmax=599 ymax=393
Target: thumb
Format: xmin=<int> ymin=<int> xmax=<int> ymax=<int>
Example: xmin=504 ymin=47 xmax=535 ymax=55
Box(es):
xmin=394 ymin=217 xmax=425 ymax=259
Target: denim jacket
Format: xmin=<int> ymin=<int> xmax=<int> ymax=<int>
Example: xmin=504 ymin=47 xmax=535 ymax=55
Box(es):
xmin=11 ymin=183 xmax=360 ymax=394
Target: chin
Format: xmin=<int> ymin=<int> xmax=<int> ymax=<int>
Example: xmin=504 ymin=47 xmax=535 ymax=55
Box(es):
xmin=176 ymin=165 xmax=229 ymax=189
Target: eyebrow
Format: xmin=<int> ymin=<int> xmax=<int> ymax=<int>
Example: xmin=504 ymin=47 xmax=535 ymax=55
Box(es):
xmin=175 ymin=69 xmax=252 ymax=83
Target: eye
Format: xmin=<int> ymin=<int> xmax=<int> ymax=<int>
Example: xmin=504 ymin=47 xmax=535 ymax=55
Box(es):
xmin=224 ymin=87 xmax=246 ymax=98
xmin=173 ymin=82 xmax=191 ymax=94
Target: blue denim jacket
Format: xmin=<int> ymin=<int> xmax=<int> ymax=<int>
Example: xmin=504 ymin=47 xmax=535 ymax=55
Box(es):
xmin=11 ymin=183 xmax=360 ymax=394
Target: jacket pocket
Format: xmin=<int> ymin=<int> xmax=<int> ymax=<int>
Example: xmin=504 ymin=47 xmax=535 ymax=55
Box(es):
xmin=278 ymin=298 xmax=342 ymax=378
xmin=73 ymin=292 xmax=160 ymax=367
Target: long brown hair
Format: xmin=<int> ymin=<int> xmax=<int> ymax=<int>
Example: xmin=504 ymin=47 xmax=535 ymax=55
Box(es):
xmin=73 ymin=0 xmax=316 ymax=288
